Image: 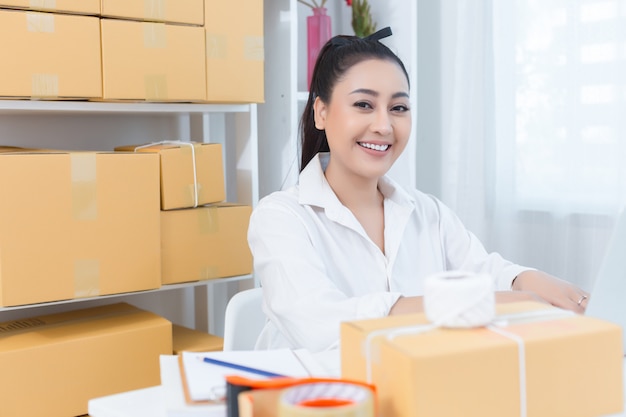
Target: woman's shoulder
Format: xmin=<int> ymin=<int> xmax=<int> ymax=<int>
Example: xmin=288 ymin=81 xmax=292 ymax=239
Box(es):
xmin=252 ymin=185 xmax=305 ymax=218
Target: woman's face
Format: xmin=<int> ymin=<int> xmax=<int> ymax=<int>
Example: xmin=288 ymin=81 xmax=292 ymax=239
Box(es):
xmin=314 ymin=58 xmax=411 ymax=183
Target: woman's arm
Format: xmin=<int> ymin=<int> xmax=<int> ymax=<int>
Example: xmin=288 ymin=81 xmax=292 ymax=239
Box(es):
xmin=389 ymin=290 xmax=547 ymax=316
xmin=511 ymin=270 xmax=589 ymax=313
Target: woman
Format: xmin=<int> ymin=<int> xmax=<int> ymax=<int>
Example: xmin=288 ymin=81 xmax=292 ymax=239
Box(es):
xmin=248 ymin=28 xmax=589 ymax=354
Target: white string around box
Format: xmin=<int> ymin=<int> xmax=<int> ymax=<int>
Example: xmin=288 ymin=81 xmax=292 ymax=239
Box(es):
xmin=133 ymin=140 xmax=199 ymax=208
xmin=363 ymin=270 xmax=575 ymax=417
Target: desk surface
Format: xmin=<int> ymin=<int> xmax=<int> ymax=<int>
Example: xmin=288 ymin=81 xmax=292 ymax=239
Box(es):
xmin=89 ymin=350 xmax=337 ymax=417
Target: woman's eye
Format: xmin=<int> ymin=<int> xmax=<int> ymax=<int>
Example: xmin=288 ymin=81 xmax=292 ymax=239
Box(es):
xmin=392 ymin=104 xmax=410 ymax=112
xmin=354 ymin=101 xmax=372 ymax=109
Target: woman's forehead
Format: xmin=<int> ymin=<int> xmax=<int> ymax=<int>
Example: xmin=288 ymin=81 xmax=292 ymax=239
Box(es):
xmin=334 ymin=59 xmax=409 ymax=95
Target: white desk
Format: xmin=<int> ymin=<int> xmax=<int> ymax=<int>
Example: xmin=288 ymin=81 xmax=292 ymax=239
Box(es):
xmin=89 ymin=350 xmax=338 ymax=417
xmin=89 ymin=356 xmax=626 ymax=417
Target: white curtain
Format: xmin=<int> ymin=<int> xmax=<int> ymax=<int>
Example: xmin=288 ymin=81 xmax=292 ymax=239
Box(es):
xmin=430 ymin=0 xmax=626 ymax=291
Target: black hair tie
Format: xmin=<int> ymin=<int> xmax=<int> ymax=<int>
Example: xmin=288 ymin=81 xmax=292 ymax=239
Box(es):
xmin=364 ymin=26 xmax=392 ymax=41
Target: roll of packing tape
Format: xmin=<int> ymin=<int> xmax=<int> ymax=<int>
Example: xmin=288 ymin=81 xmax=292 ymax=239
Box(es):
xmin=278 ymin=382 xmax=374 ymax=417
xmin=423 ymin=271 xmax=495 ymax=328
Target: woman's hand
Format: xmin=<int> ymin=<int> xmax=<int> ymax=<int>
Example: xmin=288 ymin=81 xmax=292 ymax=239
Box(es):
xmin=510 ymin=270 xmax=589 ymax=314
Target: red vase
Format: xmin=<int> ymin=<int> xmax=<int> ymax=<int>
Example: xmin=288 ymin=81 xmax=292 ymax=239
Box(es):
xmin=307 ymin=7 xmax=332 ymax=90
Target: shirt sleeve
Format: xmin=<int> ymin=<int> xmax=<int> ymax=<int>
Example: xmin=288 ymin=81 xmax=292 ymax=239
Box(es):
xmin=248 ymin=195 xmax=402 ymax=352
xmin=430 ymin=196 xmax=534 ymax=290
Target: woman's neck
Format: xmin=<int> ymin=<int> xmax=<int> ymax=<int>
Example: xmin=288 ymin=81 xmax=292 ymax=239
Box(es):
xmin=324 ymin=162 xmax=386 ymax=253
xmin=324 ymin=164 xmax=382 ymax=210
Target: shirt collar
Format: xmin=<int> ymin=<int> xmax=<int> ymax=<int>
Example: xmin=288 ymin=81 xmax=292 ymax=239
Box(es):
xmin=298 ymin=152 xmax=416 ymax=209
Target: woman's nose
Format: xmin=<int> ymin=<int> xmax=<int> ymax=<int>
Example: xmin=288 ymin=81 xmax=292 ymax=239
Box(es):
xmin=371 ymin=109 xmax=392 ymax=135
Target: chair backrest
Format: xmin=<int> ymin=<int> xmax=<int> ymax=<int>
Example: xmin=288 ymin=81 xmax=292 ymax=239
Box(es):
xmin=222 ymin=287 xmax=265 ymax=351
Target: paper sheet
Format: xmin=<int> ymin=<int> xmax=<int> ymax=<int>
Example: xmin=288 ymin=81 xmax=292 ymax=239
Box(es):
xmin=180 ymin=349 xmax=314 ymax=403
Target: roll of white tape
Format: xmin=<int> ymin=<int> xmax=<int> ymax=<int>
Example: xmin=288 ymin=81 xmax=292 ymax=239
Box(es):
xmin=278 ymin=382 xmax=374 ymax=417
xmin=423 ymin=271 xmax=495 ymax=328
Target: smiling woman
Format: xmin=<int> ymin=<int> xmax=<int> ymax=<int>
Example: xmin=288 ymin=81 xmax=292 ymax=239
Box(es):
xmin=247 ymin=27 xmax=589 ymax=354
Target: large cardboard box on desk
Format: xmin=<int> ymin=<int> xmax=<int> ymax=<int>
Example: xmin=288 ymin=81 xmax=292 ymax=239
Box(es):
xmin=101 ymin=18 xmax=206 ymax=101
xmin=161 ymin=203 xmax=252 ymax=284
xmin=115 ymin=141 xmax=225 ymax=210
xmin=0 ymin=151 xmax=161 ymax=306
xmin=341 ymin=301 xmax=624 ymax=417
xmin=0 ymin=0 xmax=100 ymax=15
xmin=101 ymin=0 xmax=204 ymax=25
xmin=0 ymin=9 xmax=101 ymax=99
xmin=0 ymin=302 xmax=172 ymax=417
xmin=204 ymin=0 xmax=264 ymax=103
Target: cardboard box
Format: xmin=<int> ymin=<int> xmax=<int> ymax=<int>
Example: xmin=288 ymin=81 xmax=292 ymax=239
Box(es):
xmin=101 ymin=0 xmax=204 ymax=25
xmin=0 ymin=151 xmax=161 ymax=306
xmin=0 ymin=145 xmax=30 ymax=152
xmin=101 ymin=18 xmax=206 ymax=101
xmin=0 ymin=302 xmax=172 ymax=417
xmin=341 ymin=301 xmax=624 ymax=417
xmin=172 ymin=324 xmax=223 ymax=353
xmin=0 ymin=0 xmax=100 ymax=15
xmin=204 ymin=0 xmax=264 ymax=103
xmin=0 ymin=9 xmax=102 ymax=99
xmin=161 ymin=204 xmax=252 ymax=284
xmin=115 ymin=142 xmax=225 ymax=210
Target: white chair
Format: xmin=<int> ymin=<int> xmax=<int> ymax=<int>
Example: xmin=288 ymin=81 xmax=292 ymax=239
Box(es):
xmin=222 ymin=287 xmax=266 ymax=351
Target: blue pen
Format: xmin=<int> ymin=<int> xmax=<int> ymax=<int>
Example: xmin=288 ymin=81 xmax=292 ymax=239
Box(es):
xmin=201 ymin=356 xmax=286 ymax=378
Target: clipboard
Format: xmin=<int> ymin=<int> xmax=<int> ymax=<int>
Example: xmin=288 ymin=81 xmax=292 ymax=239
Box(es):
xmin=177 ymin=349 xmax=314 ymax=405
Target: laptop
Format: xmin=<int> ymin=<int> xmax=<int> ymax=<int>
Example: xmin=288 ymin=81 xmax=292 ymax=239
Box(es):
xmin=585 ymin=206 xmax=626 ymax=353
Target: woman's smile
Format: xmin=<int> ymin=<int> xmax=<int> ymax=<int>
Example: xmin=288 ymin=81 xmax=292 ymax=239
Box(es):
xmin=357 ymin=141 xmax=391 ymax=152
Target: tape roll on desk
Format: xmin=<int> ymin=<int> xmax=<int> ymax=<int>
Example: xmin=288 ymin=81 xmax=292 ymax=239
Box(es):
xmin=423 ymin=271 xmax=495 ymax=328
xmin=278 ymin=382 xmax=374 ymax=417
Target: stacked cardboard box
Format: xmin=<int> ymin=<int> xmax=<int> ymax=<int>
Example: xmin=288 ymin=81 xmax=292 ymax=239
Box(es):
xmin=99 ymin=7 xmax=206 ymax=101
xmin=0 ymin=8 xmax=101 ymax=99
xmin=0 ymin=150 xmax=161 ymax=307
xmin=204 ymin=0 xmax=264 ymax=103
xmin=0 ymin=0 xmax=265 ymax=102
xmin=0 ymin=302 xmax=173 ymax=417
xmin=115 ymin=141 xmax=253 ymax=285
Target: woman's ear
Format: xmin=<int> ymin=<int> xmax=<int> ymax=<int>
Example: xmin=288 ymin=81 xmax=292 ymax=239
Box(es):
xmin=313 ymin=97 xmax=327 ymax=130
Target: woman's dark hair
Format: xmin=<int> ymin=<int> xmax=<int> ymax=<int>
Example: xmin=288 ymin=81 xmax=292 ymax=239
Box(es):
xmin=299 ymin=27 xmax=410 ymax=171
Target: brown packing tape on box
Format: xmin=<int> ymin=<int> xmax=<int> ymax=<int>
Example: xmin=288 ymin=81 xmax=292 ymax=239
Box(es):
xmin=244 ymin=35 xmax=264 ymax=62
xmin=25 ymin=12 xmax=59 ymax=98
xmin=30 ymin=0 xmax=56 ymax=8
xmin=197 ymin=206 xmax=220 ymax=280
xmin=144 ymin=0 xmax=166 ymax=21
xmin=25 ymin=9 xmax=53 ymax=32
xmin=142 ymin=23 xmax=168 ymax=100
xmin=70 ymin=153 xmax=101 ymax=297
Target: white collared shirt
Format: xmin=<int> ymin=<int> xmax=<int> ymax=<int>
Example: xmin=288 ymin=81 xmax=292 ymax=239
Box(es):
xmin=248 ymin=153 xmax=530 ymax=352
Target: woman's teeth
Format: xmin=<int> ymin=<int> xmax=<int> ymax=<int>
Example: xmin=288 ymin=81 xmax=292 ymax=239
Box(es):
xmin=358 ymin=142 xmax=390 ymax=152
